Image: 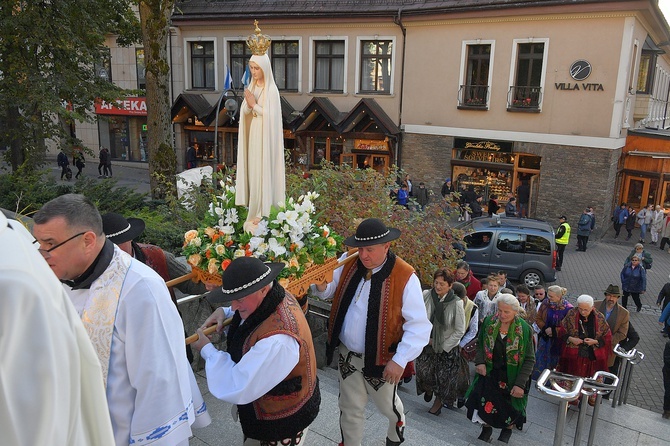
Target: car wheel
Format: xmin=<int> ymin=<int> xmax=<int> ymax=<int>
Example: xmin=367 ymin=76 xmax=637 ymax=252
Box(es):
xmin=521 ymin=269 xmax=544 ymax=288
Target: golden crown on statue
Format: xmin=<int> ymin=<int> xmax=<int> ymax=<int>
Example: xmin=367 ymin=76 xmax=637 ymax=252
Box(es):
xmin=246 ymin=20 xmax=271 ymax=55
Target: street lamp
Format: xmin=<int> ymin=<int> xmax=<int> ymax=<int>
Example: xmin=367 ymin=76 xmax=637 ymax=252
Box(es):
xmin=214 ymin=89 xmax=240 ymax=164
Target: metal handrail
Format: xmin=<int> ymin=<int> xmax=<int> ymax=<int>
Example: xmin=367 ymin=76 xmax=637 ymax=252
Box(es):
xmin=611 ymin=344 xmax=645 ymax=407
xmin=536 ymin=369 xmax=585 ymax=446
xmin=575 ymin=371 xmax=619 ymax=446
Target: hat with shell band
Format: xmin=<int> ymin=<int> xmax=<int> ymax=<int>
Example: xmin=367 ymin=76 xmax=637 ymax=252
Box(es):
xmin=102 ymin=213 xmax=145 ymax=244
xmin=343 ymin=218 xmax=401 ymax=248
xmin=207 ymin=256 xmax=285 ymax=304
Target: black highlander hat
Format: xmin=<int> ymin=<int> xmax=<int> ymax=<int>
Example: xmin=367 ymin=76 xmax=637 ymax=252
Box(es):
xmin=207 ymin=256 xmax=284 ymax=304
xmin=343 ymin=218 xmax=401 ymax=248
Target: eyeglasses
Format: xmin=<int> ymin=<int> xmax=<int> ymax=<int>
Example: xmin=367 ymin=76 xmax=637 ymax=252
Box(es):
xmin=631 ymin=259 xmax=640 ymax=262
xmin=33 ymin=232 xmax=86 ymax=258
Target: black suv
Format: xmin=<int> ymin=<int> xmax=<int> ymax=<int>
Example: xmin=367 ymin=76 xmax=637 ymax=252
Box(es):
xmin=455 ymin=216 xmax=557 ymax=287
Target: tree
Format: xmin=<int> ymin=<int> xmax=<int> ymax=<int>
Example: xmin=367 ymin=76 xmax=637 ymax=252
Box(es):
xmin=138 ymin=0 xmax=177 ymax=199
xmin=0 ymin=0 xmax=140 ymax=171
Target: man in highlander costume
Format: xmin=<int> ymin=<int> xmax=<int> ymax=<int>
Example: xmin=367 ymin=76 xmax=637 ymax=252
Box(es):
xmin=193 ymin=256 xmax=320 ymax=445
xmin=33 ymin=194 xmax=210 ymax=446
xmin=312 ymin=218 xmax=431 ymax=446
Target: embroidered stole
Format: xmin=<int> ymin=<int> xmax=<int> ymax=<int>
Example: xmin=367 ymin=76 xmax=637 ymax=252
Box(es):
xmin=80 ymin=249 xmax=130 ymax=387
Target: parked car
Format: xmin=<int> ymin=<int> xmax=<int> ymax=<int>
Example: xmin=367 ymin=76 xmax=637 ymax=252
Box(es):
xmin=455 ymin=215 xmax=557 ymax=287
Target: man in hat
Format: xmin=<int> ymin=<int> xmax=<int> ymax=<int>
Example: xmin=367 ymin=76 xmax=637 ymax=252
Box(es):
xmin=32 ymin=194 xmax=210 ymax=446
xmin=192 ymin=256 xmax=320 ymax=445
xmin=555 ymin=215 xmax=571 ymax=271
xmin=311 ymin=218 xmax=431 ymax=446
xmin=595 ymin=284 xmax=630 ymax=373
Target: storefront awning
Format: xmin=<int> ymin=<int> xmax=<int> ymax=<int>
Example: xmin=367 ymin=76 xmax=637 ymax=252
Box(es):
xmin=171 ymin=93 xmax=214 ymax=124
xmin=293 ymin=97 xmax=347 ymax=133
xmin=339 ymin=98 xmax=400 ymax=136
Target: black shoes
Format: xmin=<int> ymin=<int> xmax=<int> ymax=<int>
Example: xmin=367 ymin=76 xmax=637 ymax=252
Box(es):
xmin=556 ymin=267 xmax=562 ymax=271
xmin=498 ymin=429 xmax=513 ymax=443
xmin=457 ymin=398 xmax=466 ymax=408
xmin=636 ymin=306 xmax=642 ymax=312
xmin=423 ymin=391 xmax=433 ymax=402
xmin=386 ymin=438 xmax=402 ymax=446
xmin=478 ymin=426 xmax=493 ymax=443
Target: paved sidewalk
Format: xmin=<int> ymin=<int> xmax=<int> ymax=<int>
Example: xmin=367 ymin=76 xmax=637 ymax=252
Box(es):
xmin=557 ymin=229 xmax=668 ymax=414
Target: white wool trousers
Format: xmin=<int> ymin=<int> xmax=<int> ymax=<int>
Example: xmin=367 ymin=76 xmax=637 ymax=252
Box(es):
xmin=337 ymin=345 xmax=405 ymax=445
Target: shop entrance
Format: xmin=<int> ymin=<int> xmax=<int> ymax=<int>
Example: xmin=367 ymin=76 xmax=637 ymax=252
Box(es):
xmin=623 ymin=175 xmax=658 ymax=210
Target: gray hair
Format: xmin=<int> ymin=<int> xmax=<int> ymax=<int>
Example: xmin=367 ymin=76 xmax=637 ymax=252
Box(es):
xmin=576 ymin=294 xmax=594 ymax=308
xmin=632 ymin=253 xmax=643 ymax=260
xmin=634 ymin=243 xmax=644 ymax=250
xmin=33 ymin=194 xmax=103 ymax=235
xmin=495 ymin=293 xmax=521 ymax=313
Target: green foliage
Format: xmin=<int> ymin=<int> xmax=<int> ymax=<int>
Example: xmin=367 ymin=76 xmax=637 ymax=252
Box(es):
xmin=286 ymin=164 xmax=466 ymax=286
xmin=0 ymin=169 xmax=193 ymax=255
xmin=0 ymin=0 xmax=140 ymax=169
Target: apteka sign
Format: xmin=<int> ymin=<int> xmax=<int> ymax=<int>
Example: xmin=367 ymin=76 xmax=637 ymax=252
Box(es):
xmin=95 ymin=97 xmax=147 ymax=116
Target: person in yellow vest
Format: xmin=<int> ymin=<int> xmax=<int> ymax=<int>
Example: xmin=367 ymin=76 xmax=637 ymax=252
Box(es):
xmin=555 ymin=215 xmax=571 ymax=271
xmin=192 ymin=257 xmax=320 ymax=445
xmin=311 ymin=218 xmax=432 ymax=446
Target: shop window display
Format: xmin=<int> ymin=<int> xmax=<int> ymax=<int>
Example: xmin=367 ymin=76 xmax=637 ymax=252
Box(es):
xmin=454 ymin=166 xmax=512 ymax=203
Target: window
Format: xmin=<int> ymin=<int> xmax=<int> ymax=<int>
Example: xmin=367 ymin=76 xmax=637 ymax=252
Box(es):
xmin=311 ymin=137 xmax=343 ymax=166
xmin=637 ymin=38 xmax=662 ymax=94
xmin=230 ymin=41 xmax=253 ymax=89
xmin=314 ymin=41 xmax=344 ymax=92
xmin=496 ymin=233 xmax=524 ymax=253
xmin=360 ymin=40 xmax=392 ymax=93
xmin=508 ymin=42 xmax=545 ymax=110
xmin=95 ymin=48 xmax=112 ymax=83
xmin=190 ymin=41 xmax=214 ymax=89
xmin=525 ymin=235 xmax=551 ymax=255
xmin=466 ymin=231 xmax=494 ymax=248
xmin=271 ymin=41 xmax=299 ymax=91
xmin=136 ymin=48 xmax=146 ymax=90
xmin=459 ymin=44 xmax=491 ymax=108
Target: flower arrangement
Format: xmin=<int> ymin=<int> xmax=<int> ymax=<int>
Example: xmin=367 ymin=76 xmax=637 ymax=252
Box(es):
xmin=181 ymin=177 xmax=342 ymax=284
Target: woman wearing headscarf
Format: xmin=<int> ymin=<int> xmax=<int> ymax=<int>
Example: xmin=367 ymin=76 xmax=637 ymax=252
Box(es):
xmin=454 ymin=260 xmax=481 ymax=300
xmin=415 ymin=269 xmax=466 ymax=415
xmin=532 ymin=285 xmax=573 ymax=380
xmin=235 ymin=23 xmax=286 ymax=232
xmin=465 ymin=294 xmax=535 ymax=443
xmin=620 ymin=253 xmax=647 ymax=312
xmin=557 ymin=294 xmax=612 ymax=404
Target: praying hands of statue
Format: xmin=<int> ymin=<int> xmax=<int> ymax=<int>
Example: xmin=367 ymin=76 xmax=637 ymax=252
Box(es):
xmin=244 ymin=89 xmax=256 ymax=109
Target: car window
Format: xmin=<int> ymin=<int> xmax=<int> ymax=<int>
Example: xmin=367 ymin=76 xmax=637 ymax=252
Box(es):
xmin=526 ymin=234 xmax=551 ymax=255
xmin=465 ymin=231 xmax=493 ymax=248
xmin=496 ymin=232 xmax=524 ymax=253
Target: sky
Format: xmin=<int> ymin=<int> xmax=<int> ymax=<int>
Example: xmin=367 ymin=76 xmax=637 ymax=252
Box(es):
xmin=661 ymin=0 xmax=670 ymax=23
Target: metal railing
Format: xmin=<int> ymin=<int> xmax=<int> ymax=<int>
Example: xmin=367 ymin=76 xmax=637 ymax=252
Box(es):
xmin=507 ymin=85 xmax=542 ymax=109
xmin=536 ymin=369 xmax=619 ymax=446
xmin=611 ymin=344 xmax=645 ymax=407
xmin=458 ymin=84 xmax=489 ymax=107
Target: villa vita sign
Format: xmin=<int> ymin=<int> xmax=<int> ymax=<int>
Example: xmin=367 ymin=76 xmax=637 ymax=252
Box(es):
xmin=555 ymin=59 xmax=604 ymax=92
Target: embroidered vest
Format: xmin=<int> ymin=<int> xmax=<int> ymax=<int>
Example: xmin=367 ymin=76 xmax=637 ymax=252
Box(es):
xmin=327 ymin=254 xmax=415 ymax=377
xmin=236 ymin=293 xmax=320 ymax=441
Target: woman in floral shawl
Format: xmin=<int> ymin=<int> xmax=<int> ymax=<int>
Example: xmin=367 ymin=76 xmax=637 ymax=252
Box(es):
xmin=557 ymin=294 xmax=612 ymax=386
xmin=532 ymin=285 xmax=573 ymax=380
xmin=465 ymin=294 xmax=535 ymax=444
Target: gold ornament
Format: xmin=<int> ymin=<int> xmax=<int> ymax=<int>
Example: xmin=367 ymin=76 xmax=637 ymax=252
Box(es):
xmin=246 ymin=20 xmax=271 ymax=56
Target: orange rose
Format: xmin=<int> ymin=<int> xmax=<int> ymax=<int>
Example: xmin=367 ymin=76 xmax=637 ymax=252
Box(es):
xmin=184 ymin=230 xmax=198 ymax=244
xmin=211 ymin=233 xmax=220 ymax=243
xmin=225 ymin=239 xmax=234 ymax=247
xmin=221 ymin=259 xmax=232 ymax=270
xmin=187 ymin=253 xmax=202 ymax=267
xmin=204 ymin=227 xmax=216 ymax=238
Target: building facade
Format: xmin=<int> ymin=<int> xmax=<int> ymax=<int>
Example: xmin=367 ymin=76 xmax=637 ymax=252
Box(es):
xmin=75 ymin=0 xmax=670 ymax=232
